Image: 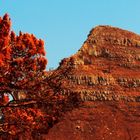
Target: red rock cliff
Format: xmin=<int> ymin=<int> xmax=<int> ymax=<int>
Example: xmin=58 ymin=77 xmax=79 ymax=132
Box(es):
xmin=46 ymin=25 xmax=140 ymax=140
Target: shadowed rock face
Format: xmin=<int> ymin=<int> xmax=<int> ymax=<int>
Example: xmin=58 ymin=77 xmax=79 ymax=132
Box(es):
xmin=45 ymin=26 xmax=140 ymax=140
xmin=1 ymin=26 xmax=140 ymax=140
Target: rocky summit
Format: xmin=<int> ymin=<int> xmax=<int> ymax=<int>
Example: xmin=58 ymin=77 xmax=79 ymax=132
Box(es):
xmin=45 ymin=26 xmax=140 ymax=140
xmin=58 ymin=25 xmax=140 ymax=102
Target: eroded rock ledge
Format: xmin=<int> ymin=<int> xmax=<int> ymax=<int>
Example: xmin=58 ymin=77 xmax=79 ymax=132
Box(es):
xmin=57 ymin=26 xmax=140 ymax=103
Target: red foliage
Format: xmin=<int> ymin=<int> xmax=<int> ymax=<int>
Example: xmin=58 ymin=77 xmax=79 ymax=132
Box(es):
xmin=0 ymin=13 xmax=58 ymax=139
xmin=0 ymin=12 xmax=48 ymax=132
xmin=0 ymin=13 xmax=47 ymax=90
xmin=3 ymin=94 xmax=9 ymax=104
xmin=0 ymin=14 xmax=11 ymax=88
xmin=0 ymin=94 xmax=9 ymax=105
xmin=0 ymin=13 xmax=11 ymax=58
xmin=2 ymin=106 xmax=49 ymax=136
xmin=10 ymin=32 xmax=47 ymax=87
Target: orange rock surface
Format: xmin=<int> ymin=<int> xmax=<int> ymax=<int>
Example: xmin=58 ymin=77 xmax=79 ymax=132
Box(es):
xmin=45 ymin=26 xmax=140 ymax=140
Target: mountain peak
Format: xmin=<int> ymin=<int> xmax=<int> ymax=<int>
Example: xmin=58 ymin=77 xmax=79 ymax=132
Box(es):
xmin=58 ymin=25 xmax=140 ymax=102
xmin=59 ymin=25 xmax=140 ymax=67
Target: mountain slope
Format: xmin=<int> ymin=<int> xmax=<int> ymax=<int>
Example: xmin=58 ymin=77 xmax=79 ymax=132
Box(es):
xmin=45 ymin=25 xmax=140 ymax=140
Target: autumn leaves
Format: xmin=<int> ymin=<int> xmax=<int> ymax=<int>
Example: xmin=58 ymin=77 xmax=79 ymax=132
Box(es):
xmin=0 ymin=14 xmax=47 ymax=89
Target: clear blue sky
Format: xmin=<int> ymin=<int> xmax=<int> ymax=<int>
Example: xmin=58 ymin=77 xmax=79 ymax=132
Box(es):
xmin=0 ymin=0 xmax=140 ymax=69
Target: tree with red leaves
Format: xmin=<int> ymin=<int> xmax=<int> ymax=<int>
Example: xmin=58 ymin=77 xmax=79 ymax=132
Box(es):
xmin=0 ymin=13 xmax=47 ymax=102
xmin=0 ymin=14 xmax=49 ymax=138
xmin=10 ymin=32 xmax=47 ymax=88
xmin=0 ymin=13 xmax=75 ymax=139
xmin=0 ymin=14 xmax=11 ymax=105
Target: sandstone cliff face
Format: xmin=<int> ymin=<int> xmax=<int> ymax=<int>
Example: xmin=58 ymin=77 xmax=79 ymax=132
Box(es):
xmin=57 ymin=25 xmax=140 ymax=103
xmin=46 ymin=26 xmax=140 ymax=140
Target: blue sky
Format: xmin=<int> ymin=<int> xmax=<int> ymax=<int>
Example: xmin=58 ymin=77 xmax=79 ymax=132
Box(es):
xmin=0 ymin=0 xmax=140 ymax=69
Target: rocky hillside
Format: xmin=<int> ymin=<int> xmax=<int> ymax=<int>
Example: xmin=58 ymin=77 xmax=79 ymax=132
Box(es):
xmin=1 ymin=25 xmax=140 ymax=140
xmin=45 ymin=26 xmax=140 ymax=140
xmin=56 ymin=25 xmax=140 ymax=102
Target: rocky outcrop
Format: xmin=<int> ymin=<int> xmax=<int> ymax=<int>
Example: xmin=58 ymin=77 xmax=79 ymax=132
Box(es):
xmin=57 ymin=26 xmax=140 ymax=103
xmin=45 ymin=26 xmax=140 ymax=140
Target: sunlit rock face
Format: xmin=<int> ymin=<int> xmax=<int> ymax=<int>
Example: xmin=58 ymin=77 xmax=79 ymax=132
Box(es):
xmin=57 ymin=25 xmax=140 ymax=103
xmin=45 ymin=26 xmax=140 ymax=140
